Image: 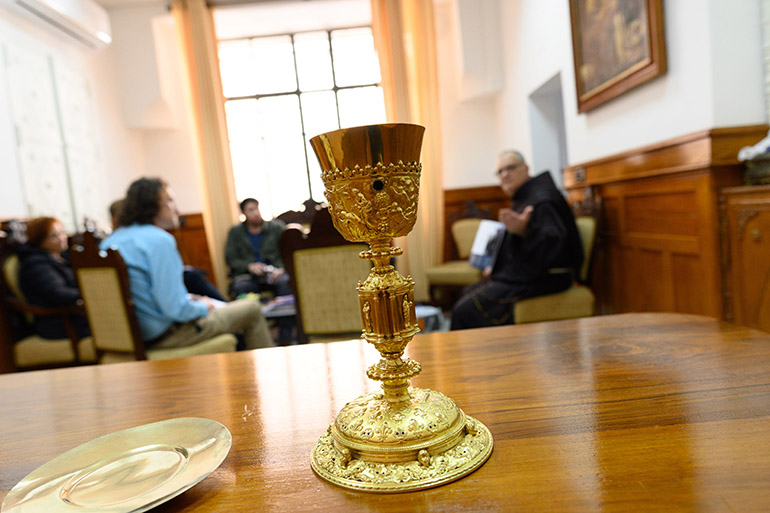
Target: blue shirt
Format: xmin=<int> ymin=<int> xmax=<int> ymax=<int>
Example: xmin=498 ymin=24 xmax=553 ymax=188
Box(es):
xmin=101 ymin=224 xmax=208 ymax=341
xmin=246 ymin=231 xmax=264 ymax=262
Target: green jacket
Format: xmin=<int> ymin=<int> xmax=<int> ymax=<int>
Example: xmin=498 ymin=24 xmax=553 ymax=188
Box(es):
xmin=225 ymin=220 xmax=286 ymax=276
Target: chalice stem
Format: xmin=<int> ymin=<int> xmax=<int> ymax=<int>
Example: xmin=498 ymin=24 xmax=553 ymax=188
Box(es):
xmin=367 ymin=239 xmax=393 ymax=269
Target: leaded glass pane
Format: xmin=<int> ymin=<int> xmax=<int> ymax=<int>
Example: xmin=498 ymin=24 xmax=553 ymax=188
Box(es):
xmin=219 ymin=40 xmax=259 ymax=98
xmin=295 ymin=31 xmax=334 ymax=92
xmin=337 ymin=86 xmax=386 ymax=129
xmin=252 ymin=35 xmax=297 ymax=94
xmin=330 ymin=28 xmax=381 ymax=87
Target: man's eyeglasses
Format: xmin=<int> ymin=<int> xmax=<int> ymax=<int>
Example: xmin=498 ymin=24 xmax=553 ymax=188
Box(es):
xmin=495 ymin=163 xmax=522 ymax=177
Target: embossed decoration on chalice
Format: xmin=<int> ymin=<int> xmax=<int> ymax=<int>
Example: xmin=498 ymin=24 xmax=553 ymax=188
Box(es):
xmin=308 ymin=124 xmax=493 ymax=492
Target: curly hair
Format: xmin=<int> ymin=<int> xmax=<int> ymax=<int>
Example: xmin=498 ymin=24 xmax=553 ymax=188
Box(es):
xmin=26 ymin=217 xmax=59 ymax=248
xmin=118 ymin=178 xmax=167 ymax=227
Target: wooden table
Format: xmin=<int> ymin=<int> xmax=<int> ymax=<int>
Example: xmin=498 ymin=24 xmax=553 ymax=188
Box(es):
xmin=1 ymin=313 xmax=769 ymax=512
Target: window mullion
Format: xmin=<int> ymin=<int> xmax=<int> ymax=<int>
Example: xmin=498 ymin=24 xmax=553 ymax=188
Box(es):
xmin=327 ymin=30 xmax=342 ymax=130
xmin=290 ymin=33 xmax=313 ymax=199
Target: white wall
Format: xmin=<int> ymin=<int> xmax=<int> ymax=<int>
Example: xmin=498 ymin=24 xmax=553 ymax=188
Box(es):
xmin=0 ymin=0 xmax=205 ymax=227
xmin=438 ymin=0 xmax=767 ymax=190
xmin=528 ymin=73 xmax=568 ymax=189
xmin=5 ymin=0 xmax=765 ymax=223
xmin=709 ymin=0 xmax=765 ymax=125
xmin=87 ymin=44 xmax=145 ymax=208
xmin=213 ymin=0 xmax=371 ymax=39
xmin=106 ymin=3 xmax=202 ymax=214
xmin=434 ymin=0 xmax=502 ymax=189
xmin=0 ymin=41 xmax=26 ymax=217
xmin=0 ymin=3 xmax=132 ymax=230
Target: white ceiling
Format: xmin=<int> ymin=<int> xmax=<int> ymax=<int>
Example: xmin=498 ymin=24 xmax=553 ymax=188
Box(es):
xmin=93 ymin=0 xmax=164 ymax=7
xmin=93 ymin=0 xmax=285 ymax=9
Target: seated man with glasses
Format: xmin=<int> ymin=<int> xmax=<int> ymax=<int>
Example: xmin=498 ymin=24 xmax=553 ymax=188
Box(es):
xmin=450 ymin=150 xmax=584 ymax=330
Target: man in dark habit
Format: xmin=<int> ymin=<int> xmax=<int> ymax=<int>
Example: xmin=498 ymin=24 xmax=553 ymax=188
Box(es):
xmin=450 ymin=150 xmax=584 ymax=330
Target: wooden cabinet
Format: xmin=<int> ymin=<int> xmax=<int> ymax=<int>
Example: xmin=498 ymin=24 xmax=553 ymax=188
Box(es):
xmin=720 ymin=185 xmax=770 ymax=332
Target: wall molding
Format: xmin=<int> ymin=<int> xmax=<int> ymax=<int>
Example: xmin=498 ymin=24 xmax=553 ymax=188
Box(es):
xmin=564 ymin=125 xmax=769 ymax=189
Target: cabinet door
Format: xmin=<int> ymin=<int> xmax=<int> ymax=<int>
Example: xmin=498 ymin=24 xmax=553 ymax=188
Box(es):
xmin=726 ymin=199 xmax=770 ymax=332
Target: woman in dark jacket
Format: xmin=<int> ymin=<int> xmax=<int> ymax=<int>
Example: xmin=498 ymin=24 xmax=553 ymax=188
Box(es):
xmin=18 ymin=217 xmax=90 ymax=339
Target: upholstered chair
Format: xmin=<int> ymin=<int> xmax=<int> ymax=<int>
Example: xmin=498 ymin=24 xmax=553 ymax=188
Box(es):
xmin=426 ymin=218 xmax=484 ymax=308
xmin=71 ymin=232 xmax=236 ymax=363
xmin=514 ymin=216 xmax=597 ymax=323
xmin=1 ymin=252 xmax=96 ymax=369
xmin=279 ymin=207 xmax=371 ymax=343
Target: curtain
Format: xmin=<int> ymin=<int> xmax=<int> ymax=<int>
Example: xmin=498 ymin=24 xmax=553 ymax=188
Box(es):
xmin=371 ymin=0 xmax=444 ymax=302
xmin=170 ymin=0 xmax=239 ymax=293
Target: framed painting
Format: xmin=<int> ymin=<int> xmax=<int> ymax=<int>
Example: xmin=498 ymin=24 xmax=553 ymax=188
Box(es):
xmin=569 ymin=0 xmax=667 ymax=113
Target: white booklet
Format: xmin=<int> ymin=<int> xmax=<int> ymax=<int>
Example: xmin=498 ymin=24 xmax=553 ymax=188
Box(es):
xmin=468 ymin=219 xmax=506 ymax=270
xmin=188 ymin=294 xmax=227 ymax=309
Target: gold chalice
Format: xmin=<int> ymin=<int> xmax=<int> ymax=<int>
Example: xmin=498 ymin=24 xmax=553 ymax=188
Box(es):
xmin=308 ymin=123 xmax=493 ymax=492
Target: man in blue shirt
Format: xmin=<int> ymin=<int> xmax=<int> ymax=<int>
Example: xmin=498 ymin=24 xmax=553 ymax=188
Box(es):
xmin=102 ymin=178 xmax=272 ymax=350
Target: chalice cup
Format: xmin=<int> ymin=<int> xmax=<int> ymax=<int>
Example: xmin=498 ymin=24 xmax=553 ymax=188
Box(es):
xmin=308 ymin=123 xmax=493 ymax=492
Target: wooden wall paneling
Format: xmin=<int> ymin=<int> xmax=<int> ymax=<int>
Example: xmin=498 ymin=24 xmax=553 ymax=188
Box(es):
xmin=697 ymin=169 xmax=730 ymax=317
xmin=671 ymin=252 xmax=704 ymax=314
xmin=174 ymin=213 xmax=218 ymax=288
xmin=565 ymin=125 xmax=767 ymax=320
xmin=600 ymin=172 xmax=722 ymax=317
xmin=442 ymin=186 xmax=509 ymax=261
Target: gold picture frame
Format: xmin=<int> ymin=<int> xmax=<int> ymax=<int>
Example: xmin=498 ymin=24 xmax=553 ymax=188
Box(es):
xmin=569 ymin=0 xmax=667 ymax=113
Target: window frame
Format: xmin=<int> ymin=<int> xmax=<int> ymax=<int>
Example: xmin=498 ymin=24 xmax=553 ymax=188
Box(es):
xmin=219 ymin=25 xmax=383 ymax=204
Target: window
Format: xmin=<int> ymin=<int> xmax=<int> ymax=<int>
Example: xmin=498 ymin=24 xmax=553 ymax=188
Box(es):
xmin=218 ymin=27 xmax=386 ymax=219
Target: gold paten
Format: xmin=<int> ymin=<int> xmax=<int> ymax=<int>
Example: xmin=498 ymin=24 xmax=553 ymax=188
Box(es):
xmin=308 ymin=123 xmax=493 ymax=492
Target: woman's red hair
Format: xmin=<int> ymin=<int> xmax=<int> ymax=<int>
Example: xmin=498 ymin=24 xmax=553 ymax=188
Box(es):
xmin=26 ymin=217 xmax=59 ymax=248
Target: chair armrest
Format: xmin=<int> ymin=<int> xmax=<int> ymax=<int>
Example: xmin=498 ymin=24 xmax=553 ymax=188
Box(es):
xmin=3 ymin=295 xmax=85 ymax=359
xmin=4 ymin=295 xmax=84 ymax=316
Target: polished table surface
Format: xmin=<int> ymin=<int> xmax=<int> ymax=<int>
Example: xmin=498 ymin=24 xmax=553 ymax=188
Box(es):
xmin=1 ymin=313 xmax=769 ymax=512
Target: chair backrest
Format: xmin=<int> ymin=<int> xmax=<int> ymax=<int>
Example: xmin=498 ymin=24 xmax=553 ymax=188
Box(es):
xmin=1 ymin=252 xmax=37 ymax=327
xmin=575 ymin=216 xmax=597 ymax=284
xmin=276 ymin=198 xmax=323 ymax=228
xmin=2 ymin=254 xmax=24 ymax=301
xmin=71 ymin=231 xmax=146 ymax=360
xmin=294 ymin=245 xmax=370 ymax=334
xmin=452 ymin=218 xmax=483 ymax=260
xmin=279 ymin=207 xmax=371 ymax=339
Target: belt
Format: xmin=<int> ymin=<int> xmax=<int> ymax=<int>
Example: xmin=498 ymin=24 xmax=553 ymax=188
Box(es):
xmin=145 ymin=322 xmax=192 ymax=347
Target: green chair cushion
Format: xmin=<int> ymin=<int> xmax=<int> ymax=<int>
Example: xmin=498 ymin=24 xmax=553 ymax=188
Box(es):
xmin=426 ymin=260 xmax=483 ymax=286
xmin=14 ymin=336 xmax=96 ymax=368
xmin=99 ymin=333 xmax=238 ymax=364
xmin=514 ymin=285 xmax=595 ymax=324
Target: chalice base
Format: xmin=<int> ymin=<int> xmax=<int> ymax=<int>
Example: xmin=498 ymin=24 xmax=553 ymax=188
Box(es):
xmin=310 ymin=387 xmax=493 ymax=493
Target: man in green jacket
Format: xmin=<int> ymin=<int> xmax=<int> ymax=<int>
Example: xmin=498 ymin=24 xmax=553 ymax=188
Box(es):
xmin=225 ymin=198 xmax=292 ymax=300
